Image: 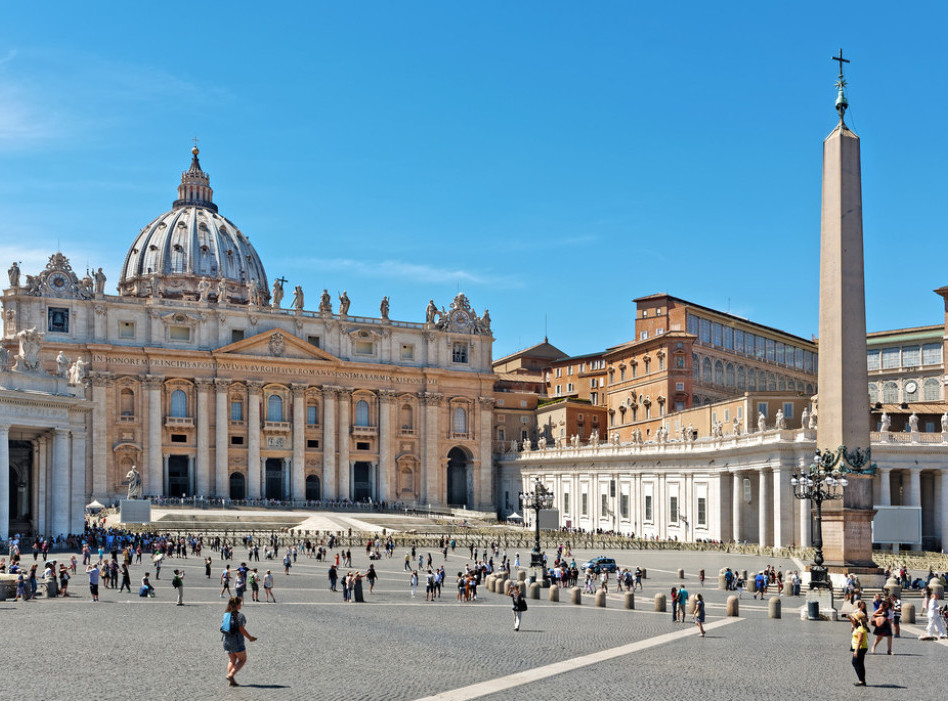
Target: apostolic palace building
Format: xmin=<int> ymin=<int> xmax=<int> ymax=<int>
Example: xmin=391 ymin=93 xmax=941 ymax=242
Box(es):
xmin=0 ymin=148 xmax=496 ymax=538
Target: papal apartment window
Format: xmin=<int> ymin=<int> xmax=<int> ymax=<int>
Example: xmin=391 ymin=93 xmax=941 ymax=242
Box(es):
xmin=676 ymin=382 xmax=685 ymax=392
xmin=567 ymin=366 xmax=573 ymax=376
xmin=640 ymin=331 xmax=648 ymax=340
xmin=452 ymin=343 xmax=468 ymax=363
xmin=555 ymin=368 xmax=562 ymax=378
xmin=47 ymin=307 xmax=69 ymax=333
xmin=567 ymin=383 xmax=574 ymax=392
xmin=119 ymin=321 xmax=135 ymax=339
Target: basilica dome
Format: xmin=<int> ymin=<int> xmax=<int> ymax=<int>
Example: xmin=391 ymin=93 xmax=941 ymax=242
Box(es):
xmin=118 ymin=148 xmax=269 ymax=304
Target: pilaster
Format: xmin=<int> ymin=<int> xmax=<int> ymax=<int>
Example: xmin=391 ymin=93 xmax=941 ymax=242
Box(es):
xmin=247 ymin=380 xmax=263 ymax=499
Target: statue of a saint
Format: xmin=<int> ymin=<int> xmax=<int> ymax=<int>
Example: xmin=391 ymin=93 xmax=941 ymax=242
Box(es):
xmin=126 ymin=466 xmax=143 ymax=500
xmin=808 ymin=411 xmax=817 ymax=430
xmin=800 ymin=407 xmax=809 ymax=430
xmin=247 ymin=279 xmax=259 ymax=306
xmin=13 ymin=327 xmax=42 ymax=372
xmin=380 ymin=296 xmax=390 ymax=320
xmin=757 ymin=412 xmax=766 ymax=433
xmin=271 ymin=279 xmax=284 ymax=308
xmin=8 ymin=261 xmax=20 ymax=289
xmin=56 ymin=350 xmax=68 ymax=377
xmin=909 ymin=412 xmax=919 ymax=433
xmin=292 ymin=285 xmax=304 ymax=311
xmin=319 ymin=289 xmax=332 ymax=314
xmin=478 ymin=309 xmax=491 ymax=334
xmin=426 ymin=299 xmax=437 ymax=324
xmin=94 ymin=267 xmax=106 ymax=295
xmin=775 ymin=410 xmax=786 ymax=430
xmin=733 ymin=417 xmax=742 ymax=436
xmin=80 ymin=272 xmax=94 ymax=298
xmin=217 ymin=277 xmax=228 ymax=303
xmin=880 ymin=412 xmax=891 ymax=432
xmin=941 ymin=412 xmax=948 ymax=434
xmin=68 ymin=358 xmax=87 ymax=386
xmin=197 ymin=277 xmax=210 ymax=302
xmin=339 ymin=291 xmax=351 ymax=316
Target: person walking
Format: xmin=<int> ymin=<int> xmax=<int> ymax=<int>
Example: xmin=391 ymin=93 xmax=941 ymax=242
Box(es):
xmin=85 ymin=564 xmax=101 ymax=602
xmin=366 ymin=564 xmax=378 ymax=593
xmin=670 ymin=587 xmax=678 ymax=622
xmin=677 ymin=585 xmax=690 ymax=623
xmin=851 ymin=610 xmax=869 ymax=686
xmin=222 ymin=597 xmax=257 ymax=687
xmin=510 ymin=584 xmax=527 ymax=631
xmin=919 ymin=587 xmax=948 ymax=640
xmin=172 ymin=569 xmax=185 ymax=606
xmin=283 ymin=551 xmax=292 ymax=575
xmin=410 ymin=570 xmax=418 ymax=598
xmin=220 ymin=565 xmax=232 ymax=598
xmin=119 ymin=563 xmax=131 ymax=593
xmin=870 ymin=599 xmax=892 ymax=654
xmin=693 ymin=593 xmax=706 ymax=636
xmin=205 ymin=556 xmax=213 ymax=578
xmin=263 ymin=570 xmax=276 ymax=602
xmin=249 ymin=568 xmax=260 ymax=602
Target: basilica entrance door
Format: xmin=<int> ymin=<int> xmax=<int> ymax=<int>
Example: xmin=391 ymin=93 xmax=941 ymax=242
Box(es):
xmin=265 ymin=458 xmax=284 ymax=500
xmin=167 ymin=455 xmax=190 ymax=497
xmin=353 ymin=462 xmax=372 ymax=501
xmin=9 ymin=440 xmax=33 ymax=534
xmin=305 ymin=475 xmax=321 ymax=501
xmin=446 ymin=447 xmax=469 ymax=507
xmin=229 ymin=473 xmax=246 ymax=501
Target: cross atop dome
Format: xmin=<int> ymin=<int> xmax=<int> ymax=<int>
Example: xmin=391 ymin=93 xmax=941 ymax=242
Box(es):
xmin=173 ymin=143 xmax=217 ymax=213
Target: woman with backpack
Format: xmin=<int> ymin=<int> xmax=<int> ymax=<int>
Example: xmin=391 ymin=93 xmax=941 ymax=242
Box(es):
xmin=510 ymin=584 xmax=527 ymax=631
xmin=222 ymin=597 xmax=257 ymax=687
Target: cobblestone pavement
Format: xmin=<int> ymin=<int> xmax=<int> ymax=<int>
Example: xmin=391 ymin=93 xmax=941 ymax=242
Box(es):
xmin=5 ymin=530 xmax=944 ymax=700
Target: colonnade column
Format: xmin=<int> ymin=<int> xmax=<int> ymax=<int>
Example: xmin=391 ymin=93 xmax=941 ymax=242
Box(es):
xmin=144 ymin=375 xmax=164 ymax=497
xmin=195 ymin=379 xmax=211 ymax=497
xmin=907 ymin=468 xmax=922 ymax=551
xmin=877 ymin=468 xmax=891 ymax=506
xmin=0 ymin=425 xmax=9 ymax=540
xmin=422 ymin=392 xmax=443 ymax=505
xmin=70 ymin=429 xmax=87 ymax=533
xmin=90 ymin=372 xmax=110 ymax=497
xmin=337 ymin=389 xmax=351 ymax=501
xmin=758 ymin=468 xmax=770 ymax=547
xmin=291 ymin=384 xmax=306 ymax=502
xmin=51 ymin=428 xmax=71 ymax=536
xmin=772 ymin=467 xmax=784 ymax=548
xmin=247 ymin=381 xmax=263 ymax=499
xmin=940 ymin=469 xmax=948 ymax=553
xmin=378 ymin=390 xmax=395 ymax=503
xmin=799 ymin=495 xmax=811 ymax=548
xmin=477 ymin=397 xmax=494 ymax=510
xmin=214 ymin=379 xmax=230 ymax=498
xmin=322 ymin=387 xmax=337 ymax=500
xmin=732 ymin=472 xmax=742 ymax=543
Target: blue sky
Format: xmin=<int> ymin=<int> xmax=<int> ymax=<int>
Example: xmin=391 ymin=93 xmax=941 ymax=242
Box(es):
xmin=1 ymin=3 xmax=945 ymax=359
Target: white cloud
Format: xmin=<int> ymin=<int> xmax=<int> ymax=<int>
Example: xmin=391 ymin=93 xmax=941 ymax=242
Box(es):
xmin=295 ymin=257 xmax=523 ymax=288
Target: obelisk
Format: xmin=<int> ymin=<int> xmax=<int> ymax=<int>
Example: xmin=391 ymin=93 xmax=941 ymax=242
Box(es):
xmin=816 ymin=51 xmax=877 ymax=572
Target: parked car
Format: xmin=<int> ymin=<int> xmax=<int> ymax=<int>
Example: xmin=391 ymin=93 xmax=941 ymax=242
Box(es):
xmin=580 ymin=556 xmax=617 ymax=573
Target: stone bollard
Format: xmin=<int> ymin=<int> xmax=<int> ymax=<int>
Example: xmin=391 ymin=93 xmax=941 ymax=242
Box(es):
xmin=549 ymin=586 xmax=559 ymax=602
xmin=641 ymin=568 xmax=647 ymax=579
xmin=517 ymin=570 xmax=527 ymax=583
xmin=742 ymin=569 xmax=748 ymax=583
xmin=677 ymin=568 xmax=685 ymax=579
xmin=624 ymin=591 xmax=635 ymax=609
xmin=718 ymin=569 xmax=728 ymax=591
xmin=595 ymin=590 xmax=607 ymax=607
xmin=687 ymin=594 xmax=698 ymax=616
xmin=902 ymin=602 xmax=916 ymax=624
xmin=769 ymin=596 xmax=781 ymax=619
xmin=655 ymin=593 xmax=667 ymax=612
xmin=726 ymin=595 xmax=739 ymax=617
xmin=884 ymin=577 xmax=901 ymax=599
xmin=529 ymin=582 xmax=541 ymax=600
xmin=782 ymin=580 xmax=793 ymax=596
xmin=571 ymin=586 xmax=582 ymax=605
xmin=504 ymin=580 xmax=513 ymax=596
xmin=928 ymin=577 xmax=945 ymax=599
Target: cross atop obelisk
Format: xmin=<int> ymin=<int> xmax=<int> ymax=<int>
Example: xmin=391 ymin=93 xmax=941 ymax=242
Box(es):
xmin=832 ymin=49 xmax=850 ymax=123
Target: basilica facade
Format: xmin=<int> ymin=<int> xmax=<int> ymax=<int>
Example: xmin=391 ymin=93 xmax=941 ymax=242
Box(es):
xmin=0 ymin=148 xmax=496 ymax=537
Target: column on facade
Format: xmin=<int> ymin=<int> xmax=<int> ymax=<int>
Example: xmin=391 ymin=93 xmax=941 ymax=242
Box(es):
xmin=799 ymin=492 xmax=811 ymax=548
xmin=772 ymin=466 xmax=785 ymax=548
xmin=337 ymin=389 xmax=351 ymax=501
xmin=423 ymin=393 xmax=442 ymax=505
xmin=37 ymin=437 xmax=47 ymax=536
xmin=195 ymin=379 xmax=211 ymax=496
xmin=162 ymin=455 xmax=170 ymax=496
xmin=758 ymin=468 xmax=769 ymax=547
xmin=907 ymin=468 xmax=922 ymax=551
xmin=0 ymin=425 xmax=9 ymax=540
xmin=145 ymin=375 xmax=164 ymax=497
xmin=214 ymin=379 xmax=229 ymax=498
xmin=477 ymin=397 xmax=494 ymax=510
xmin=732 ymin=472 xmax=742 ymax=543
xmin=877 ymin=468 xmax=891 ymax=506
xmin=378 ymin=390 xmax=395 ymax=503
xmin=51 ymin=428 xmax=71 ymax=536
xmin=291 ymin=384 xmax=306 ymax=502
xmin=322 ymin=387 xmax=337 ymax=500
xmin=247 ymin=381 xmax=263 ymax=499
xmin=70 ymin=428 xmax=87 ymax=534
xmin=940 ymin=469 xmax=948 ymax=554
xmin=90 ymin=373 xmax=110 ymax=497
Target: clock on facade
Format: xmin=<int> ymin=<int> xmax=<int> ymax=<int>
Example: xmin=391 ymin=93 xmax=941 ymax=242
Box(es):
xmin=904 ymin=380 xmax=918 ymax=395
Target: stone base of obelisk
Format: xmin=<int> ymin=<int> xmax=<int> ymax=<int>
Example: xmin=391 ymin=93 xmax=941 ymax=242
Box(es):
xmin=821 ymin=508 xmax=886 ymax=587
xmin=800 ymin=588 xmax=838 ymax=621
xmin=120 ymin=499 xmax=152 ymax=524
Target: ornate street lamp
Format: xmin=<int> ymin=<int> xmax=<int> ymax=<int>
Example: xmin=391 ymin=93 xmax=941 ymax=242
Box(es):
xmin=520 ymin=478 xmax=554 ymax=571
xmin=791 ymin=450 xmax=848 ymax=589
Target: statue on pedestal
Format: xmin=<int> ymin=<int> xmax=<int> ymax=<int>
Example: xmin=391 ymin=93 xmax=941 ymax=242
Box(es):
xmin=733 ymin=417 xmax=742 ymax=436
xmin=8 ymin=261 xmax=20 ymax=288
xmin=197 ymin=277 xmax=210 ymax=303
xmin=800 ymin=407 xmax=809 ymax=430
xmin=217 ymin=277 xmax=228 ymax=303
xmin=94 ymin=268 xmax=106 ymax=295
xmin=339 ymin=291 xmax=350 ymax=316
xmin=126 ymin=466 xmax=143 ymax=500
xmin=775 ymin=410 xmax=787 ymax=430
xmin=880 ymin=412 xmax=891 ymax=433
xmin=426 ymin=299 xmax=437 ymax=324
xmin=380 ymin=296 xmax=390 ymax=320
xmin=292 ymin=285 xmax=304 ymax=311
xmin=941 ymin=412 xmax=948 ymax=434
xmin=67 ymin=358 xmax=88 ymax=386
xmin=319 ymin=289 xmax=332 ymax=314
xmin=55 ymin=351 xmax=68 ymax=377
xmin=271 ymin=279 xmax=284 ymax=308
xmin=909 ymin=412 xmax=919 ymax=433
xmin=757 ymin=412 xmax=766 ymax=433
xmin=13 ymin=327 xmax=41 ymax=372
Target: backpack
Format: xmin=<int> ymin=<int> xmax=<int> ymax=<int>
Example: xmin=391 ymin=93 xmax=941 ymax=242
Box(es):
xmin=220 ymin=612 xmax=239 ymax=636
xmin=172 ymin=575 xmax=181 ymax=589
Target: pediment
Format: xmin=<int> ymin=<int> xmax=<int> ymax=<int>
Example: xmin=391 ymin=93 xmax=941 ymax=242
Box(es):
xmin=214 ymin=328 xmax=338 ymax=362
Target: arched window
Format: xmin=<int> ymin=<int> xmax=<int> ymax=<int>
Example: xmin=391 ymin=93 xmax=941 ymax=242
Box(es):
xmin=725 ymin=363 xmax=735 ymax=387
xmin=882 ymin=382 xmax=898 ymax=403
xmin=714 ymin=360 xmax=724 ymax=386
xmin=692 ymin=354 xmax=700 ymax=381
xmin=767 ymin=373 xmax=777 ymax=391
xmin=805 ymin=383 xmax=814 ymax=395
xmin=778 ymin=375 xmax=786 ymax=391
xmin=267 ymin=395 xmax=283 ymax=422
xmin=747 ymin=369 xmax=757 ymax=391
xmin=788 ymin=379 xmax=796 ymax=392
xmin=702 ymin=357 xmax=712 ymax=383
xmin=120 ymin=388 xmax=134 ymax=416
xmin=737 ymin=367 xmax=746 ymax=390
xmin=924 ymin=378 xmax=940 ymax=401
xmin=170 ymin=389 xmax=187 ymax=417
xmin=306 ymin=402 xmax=319 ymax=425
xmin=355 ymin=400 xmax=370 ymax=427
xmin=904 ymin=380 xmax=919 ymax=402
xmin=867 ymin=383 xmax=877 ymax=402
xmin=453 ymin=407 xmax=467 ymax=434
xmin=400 ymin=404 xmax=413 ymax=430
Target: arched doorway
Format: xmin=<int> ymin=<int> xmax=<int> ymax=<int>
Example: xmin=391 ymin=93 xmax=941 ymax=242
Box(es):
xmin=9 ymin=440 xmax=32 ymax=533
xmin=446 ymin=447 xmax=470 ymax=507
xmin=353 ymin=462 xmax=372 ymax=501
xmin=229 ymin=472 xmax=246 ymax=500
xmin=305 ymin=475 xmax=321 ymax=501
xmin=265 ymin=458 xmax=284 ymax=500
xmin=167 ymin=455 xmax=189 ymax=497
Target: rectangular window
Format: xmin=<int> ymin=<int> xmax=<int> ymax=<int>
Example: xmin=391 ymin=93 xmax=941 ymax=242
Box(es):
xmin=119 ymin=321 xmax=135 ymax=339
xmin=795 ymin=347 xmax=804 ymax=369
xmin=171 ymin=434 xmax=187 ymax=443
xmin=686 ymin=314 xmax=699 ymax=336
xmin=712 ymin=322 xmax=722 ymax=347
xmin=620 ymin=493 xmax=629 ymax=519
xmin=658 ymin=356 xmax=665 ymax=370
xmin=782 ymin=402 xmax=794 ymax=419
xmin=355 ymin=340 xmax=374 ymax=355
xmin=776 ymin=342 xmax=785 ymax=365
xmin=47 ymin=307 xmax=69 ymax=333
xmin=306 ymin=405 xmax=318 ymax=425
xmin=307 ymin=335 xmax=321 ymax=348
xmin=699 ymin=318 xmax=711 ymax=344
xmin=555 ymin=368 xmax=562 ymax=378
xmin=581 ymin=492 xmax=588 ymax=516
xmin=765 ymin=338 xmax=775 ymax=362
xmin=590 ymin=392 xmax=598 ymax=404
xmin=452 ymin=343 xmax=468 ymax=363
xmin=923 ymin=343 xmax=941 ymax=365
xmin=676 ymin=382 xmax=684 ymax=391
xmin=400 ymin=344 xmax=415 ymax=360
xmin=356 ymin=441 xmax=370 ymax=451
xmin=723 ymin=326 xmax=734 ymax=350
xmin=902 ymin=345 xmax=920 ymax=367
xmin=563 ymin=492 xmax=570 ymax=514
xmin=644 ymin=494 xmax=653 ymax=522
xmin=755 ymin=335 xmax=766 ymax=359
xmin=881 ymin=348 xmax=900 ymax=369
xmin=804 ymin=351 xmax=814 ymax=373
xmin=601 ymin=493 xmax=608 ymax=515
xmin=567 ymin=366 xmax=573 ymax=376
xmin=640 ymin=331 xmax=648 ymax=340
xmin=757 ymin=401 xmax=768 ymax=418
xmin=675 ymin=401 xmax=684 ymax=411
xmin=555 ymin=385 xmax=561 ymax=395
xmin=734 ymin=329 xmax=745 ymax=353
xmin=231 ymin=329 xmax=245 ymax=343
xmin=697 ymin=497 xmax=707 ymax=527
xmin=567 ymin=383 xmax=574 ymax=392
xmin=307 ymin=439 xmax=320 ymax=449
xmin=170 ymin=325 xmax=191 ymax=341
xmin=866 ymin=350 xmax=880 ymax=371
xmin=230 ymin=436 xmax=244 ymax=445
xmin=230 ymin=401 xmax=243 ymax=421
xmin=669 ymin=496 xmax=678 ymax=522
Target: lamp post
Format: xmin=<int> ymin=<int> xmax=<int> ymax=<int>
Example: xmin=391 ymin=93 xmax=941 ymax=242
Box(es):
xmin=520 ymin=478 xmax=554 ymax=576
xmin=791 ymin=450 xmax=848 ymax=589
